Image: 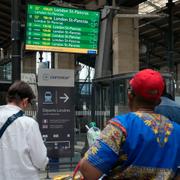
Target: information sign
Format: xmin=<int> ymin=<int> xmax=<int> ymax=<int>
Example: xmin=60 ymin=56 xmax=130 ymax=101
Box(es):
xmin=38 ymin=69 xmax=74 ymax=158
xmin=25 ymin=4 xmax=100 ymax=54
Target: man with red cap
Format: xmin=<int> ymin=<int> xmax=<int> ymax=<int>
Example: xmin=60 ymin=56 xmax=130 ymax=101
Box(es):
xmin=79 ymin=69 xmax=180 ymax=180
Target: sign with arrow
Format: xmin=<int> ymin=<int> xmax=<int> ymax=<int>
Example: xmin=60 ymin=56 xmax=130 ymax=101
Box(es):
xmin=60 ymin=93 xmax=69 ymax=103
xmin=38 ymin=69 xmax=74 ymax=158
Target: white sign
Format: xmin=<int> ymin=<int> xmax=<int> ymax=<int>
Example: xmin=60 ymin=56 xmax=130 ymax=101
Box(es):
xmin=38 ymin=69 xmax=74 ymax=87
xmin=21 ymin=73 xmax=37 ymax=99
xmin=21 ymin=73 xmax=36 ymax=84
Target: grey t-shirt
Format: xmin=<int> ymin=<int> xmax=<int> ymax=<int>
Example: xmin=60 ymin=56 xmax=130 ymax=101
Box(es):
xmin=155 ymin=96 xmax=180 ymax=124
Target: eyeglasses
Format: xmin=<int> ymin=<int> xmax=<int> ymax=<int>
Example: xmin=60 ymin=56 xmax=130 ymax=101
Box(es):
xmin=127 ymin=86 xmax=132 ymax=93
xmin=28 ymin=98 xmax=36 ymax=106
xmin=127 ymin=86 xmax=135 ymax=96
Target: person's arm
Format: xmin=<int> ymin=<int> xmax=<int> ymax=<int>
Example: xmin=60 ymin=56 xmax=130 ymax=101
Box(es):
xmin=27 ymin=121 xmax=49 ymax=169
xmin=79 ymin=121 xmax=126 ymax=179
xmin=79 ymin=158 xmax=102 ymax=180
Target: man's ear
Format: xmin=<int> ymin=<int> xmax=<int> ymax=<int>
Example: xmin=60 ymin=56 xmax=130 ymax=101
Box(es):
xmin=24 ymin=98 xmax=29 ymax=103
xmin=128 ymin=92 xmax=135 ymax=111
xmin=128 ymin=92 xmax=134 ymax=101
xmin=22 ymin=98 xmax=29 ymax=107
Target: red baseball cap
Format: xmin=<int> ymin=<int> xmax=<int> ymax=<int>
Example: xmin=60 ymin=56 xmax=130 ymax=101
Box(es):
xmin=129 ymin=69 xmax=164 ymax=101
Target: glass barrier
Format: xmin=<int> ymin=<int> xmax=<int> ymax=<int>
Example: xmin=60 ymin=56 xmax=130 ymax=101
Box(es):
xmin=92 ymin=72 xmax=174 ymax=129
xmin=0 ymin=63 xmax=12 ymax=81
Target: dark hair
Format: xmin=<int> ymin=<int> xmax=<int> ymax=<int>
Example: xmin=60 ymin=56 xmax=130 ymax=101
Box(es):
xmin=128 ymin=86 xmax=159 ymax=108
xmin=7 ymin=80 xmax=36 ymax=104
xmin=133 ymin=95 xmax=159 ymax=108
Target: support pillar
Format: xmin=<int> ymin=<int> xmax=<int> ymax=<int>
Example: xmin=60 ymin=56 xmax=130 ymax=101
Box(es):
xmin=22 ymin=53 xmax=36 ymax=73
xmin=54 ymin=53 xmax=75 ymax=69
xmin=112 ymin=9 xmax=139 ymax=74
xmin=166 ymin=0 xmax=174 ymax=73
xmin=11 ymin=0 xmax=21 ymax=81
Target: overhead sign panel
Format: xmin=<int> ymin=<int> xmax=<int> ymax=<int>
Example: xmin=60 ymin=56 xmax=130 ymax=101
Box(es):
xmin=25 ymin=4 xmax=100 ymax=54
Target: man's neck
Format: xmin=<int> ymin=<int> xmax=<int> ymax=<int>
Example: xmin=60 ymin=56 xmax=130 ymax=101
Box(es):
xmin=8 ymin=102 xmax=23 ymax=110
xmin=136 ymin=108 xmax=154 ymax=113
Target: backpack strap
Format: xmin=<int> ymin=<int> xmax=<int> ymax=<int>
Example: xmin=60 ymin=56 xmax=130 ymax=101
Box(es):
xmin=0 ymin=110 xmax=24 ymax=139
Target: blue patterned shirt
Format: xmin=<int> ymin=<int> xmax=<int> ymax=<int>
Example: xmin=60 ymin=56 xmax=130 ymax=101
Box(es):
xmin=84 ymin=112 xmax=180 ymax=179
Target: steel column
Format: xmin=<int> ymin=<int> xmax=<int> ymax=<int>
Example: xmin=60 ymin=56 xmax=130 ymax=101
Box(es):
xmin=11 ymin=0 xmax=21 ymax=82
xmin=166 ymin=0 xmax=174 ymax=72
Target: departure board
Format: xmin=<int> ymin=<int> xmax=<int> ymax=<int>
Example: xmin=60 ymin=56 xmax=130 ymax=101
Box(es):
xmin=25 ymin=4 xmax=100 ymax=54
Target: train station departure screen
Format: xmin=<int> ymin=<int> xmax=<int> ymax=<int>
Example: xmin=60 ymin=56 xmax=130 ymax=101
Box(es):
xmin=25 ymin=4 xmax=100 ymax=54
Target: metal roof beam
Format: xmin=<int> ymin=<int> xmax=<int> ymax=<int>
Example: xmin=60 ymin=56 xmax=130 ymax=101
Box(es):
xmin=140 ymin=16 xmax=180 ymax=43
xmin=0 ymin=26 xmax=10 ymax=33
xmin=140 ymin=34 xmax=180 ymax=56
xmin=0 ymin=11 xmax=11 ymax=20
xmin=140 ymin=19 xmax=165 ymax=36
xmin=0 ymin=19 xmax=11 ymax=28
xmin=0 ymin=0 xmax=10 ymax=6
xmin=0 ymin=31 xmax=10 ymax=37
xmin=139 ymin=17 xmax=166 ymax=28
xmin=0 ymin=36 xmax=10 ymax=41
xmin=115 ymin=13 xmax=167 ymax=18
xmin=0 ymin=2 xmax=11 ymax=12
xmin=140 ymin=14 xmax=180 ymax=28
xmin=139 ymin=16 xmax=180 ymax=38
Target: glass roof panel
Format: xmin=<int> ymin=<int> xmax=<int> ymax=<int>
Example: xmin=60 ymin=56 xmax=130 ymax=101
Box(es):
xmin=139 ymin=0 xmax=179 ymax=14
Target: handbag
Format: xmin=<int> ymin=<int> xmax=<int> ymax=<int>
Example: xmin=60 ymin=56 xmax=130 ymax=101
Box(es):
xmin=0 ymin=110 xmax=24 ymax=139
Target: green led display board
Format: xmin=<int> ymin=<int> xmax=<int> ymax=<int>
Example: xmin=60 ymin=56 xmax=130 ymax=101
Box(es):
xmin=25 ymin=4 xmax=100 ymax=54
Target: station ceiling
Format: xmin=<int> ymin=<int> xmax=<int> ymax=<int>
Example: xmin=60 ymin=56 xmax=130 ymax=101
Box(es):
xmin=0 ymin=0 xmax=180 ymax=69
xmin=139 ymin=0 xmax=180 ymax=69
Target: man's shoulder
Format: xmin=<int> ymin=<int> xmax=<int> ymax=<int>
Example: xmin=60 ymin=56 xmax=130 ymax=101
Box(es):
xmin=115 ymin=112 xmax=139 ymax=120
xmin=0 ymin=105 xmax=13 ymax=113
xmin=0 ymin=105 xmax=6 ymax=109
xmin=161 ymin=97 xmax=180 ymax=107
xmin=158 ymin=100 xmax=180 ymax=113
xmin=19 ymin=115 xmax=38 ymax=126
xmin=111 ymin=112 xmax=138 ymax=126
